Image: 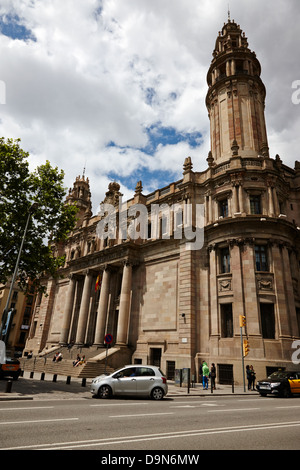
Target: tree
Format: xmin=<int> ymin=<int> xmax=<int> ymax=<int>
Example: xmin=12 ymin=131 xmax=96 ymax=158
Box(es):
xmin=0 ymin=137 xmax=77 ymax=293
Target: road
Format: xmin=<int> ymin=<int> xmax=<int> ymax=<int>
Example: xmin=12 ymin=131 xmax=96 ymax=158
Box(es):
xmin=0 ymin=394 xmax=299 ymax=451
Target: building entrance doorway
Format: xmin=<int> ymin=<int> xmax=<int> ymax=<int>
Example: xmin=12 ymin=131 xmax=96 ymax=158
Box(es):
xmin=150 ymin=348 xmax=161 ymax=367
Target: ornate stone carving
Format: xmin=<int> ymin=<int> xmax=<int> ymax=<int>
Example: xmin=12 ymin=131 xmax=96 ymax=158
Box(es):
xmin=219 ymin=278 xmax=232 ymax=292
xmin=256 ymin=275 xmax=273 ymax=291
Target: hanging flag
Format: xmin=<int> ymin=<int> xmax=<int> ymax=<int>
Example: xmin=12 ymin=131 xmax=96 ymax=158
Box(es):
xmin=95 ymin=274 xmax=101 ymax=292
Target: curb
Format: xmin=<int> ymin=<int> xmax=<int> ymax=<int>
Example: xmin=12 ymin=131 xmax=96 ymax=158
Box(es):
xmin=0 ymin=390 xmax=258 ymax=401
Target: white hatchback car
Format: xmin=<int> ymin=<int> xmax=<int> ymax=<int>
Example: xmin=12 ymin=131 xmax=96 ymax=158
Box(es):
xmin=91 ymin=365 xmax=168 ymax=400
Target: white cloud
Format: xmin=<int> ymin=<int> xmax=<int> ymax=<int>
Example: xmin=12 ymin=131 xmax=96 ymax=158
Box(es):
xmin=0 ymin=0 xmax=299 ymax=212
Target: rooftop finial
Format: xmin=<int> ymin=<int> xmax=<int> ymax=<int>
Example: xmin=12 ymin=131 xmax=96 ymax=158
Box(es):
xmin=228 ymin=4 xmax=231 ymax=21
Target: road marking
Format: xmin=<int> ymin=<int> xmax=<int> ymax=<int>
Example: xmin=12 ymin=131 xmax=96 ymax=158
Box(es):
xmin=207 ymin=408 xmax=260 ymax=413
xmin=109 ymin=412 xmax=173 ymax=418
xmin=90 ymin=403 xmax=149 ymax=407
xmin=3 ymin=420 xmax=300 ymax=450
xmin=276 ymin=405 xmax=300 ymax=409
xmin=201 ymin=403 xmax=222 ymax=407
xmin=170 ymin=403 xmax=222 ymax=408
xmin=237 ymin=399 xmax=262 ymax=402
xmin=170 ymin=405 xmax=195 ymax=408
xmin=0 ymin=407 xmax=54 ymax=411
xmin=0 ymin=418 xmax=78 ymax=425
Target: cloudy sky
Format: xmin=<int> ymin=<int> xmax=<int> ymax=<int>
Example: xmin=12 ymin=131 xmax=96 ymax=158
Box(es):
xmin=0 ymin=0 xmax=299 ymax=213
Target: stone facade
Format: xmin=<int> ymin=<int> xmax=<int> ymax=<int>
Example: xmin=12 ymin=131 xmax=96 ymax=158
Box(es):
xmin=24 ymin=19 xmax=300 ymax=383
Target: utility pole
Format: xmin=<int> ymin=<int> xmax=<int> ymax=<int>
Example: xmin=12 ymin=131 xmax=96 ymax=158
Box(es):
xmin=239 ymin=315 xmax=250 ymax=392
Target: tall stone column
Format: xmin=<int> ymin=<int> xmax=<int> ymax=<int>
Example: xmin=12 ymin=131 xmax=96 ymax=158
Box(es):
xmin=94 ymin=267 xmax=111 ymax=345
xmin=209 ymin=245 xmax=218 ymax=336
xmin=232 ymin=185 xmax=239 ymax=214
xmin=241 ymin=240 xmax=260 ymax=336
xmin=116 ymin=262 xmax=132 ymax=345
xmin=208 ymin=194 xmax=213 ymax=224
xmin=268 ymin=185 xmax=274 ymax=217
xmin=272 ymin=187 xmax=280 ymax=215
xmin=238 ymin=184 xmax=244 ymax=214
xmin=75 ymin=270 xmax=93 ymax=345
xmin=60 ymin=274 xmax=76 ymax=345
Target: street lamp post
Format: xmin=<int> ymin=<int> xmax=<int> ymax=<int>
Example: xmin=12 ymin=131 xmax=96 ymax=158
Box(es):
xmin=0 ymin=202 xmax=39 ymax=343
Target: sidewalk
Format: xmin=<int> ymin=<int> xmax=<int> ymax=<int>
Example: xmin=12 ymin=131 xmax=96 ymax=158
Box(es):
xmin=0 ymin=371 xmax=258 ymax=401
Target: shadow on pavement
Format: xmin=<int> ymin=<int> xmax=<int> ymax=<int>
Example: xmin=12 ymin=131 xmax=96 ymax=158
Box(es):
xmin=0 ymin=376 xmax=91 ymax=399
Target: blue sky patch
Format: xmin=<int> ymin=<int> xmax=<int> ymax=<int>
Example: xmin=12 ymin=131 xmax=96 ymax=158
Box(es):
xmin=0 ymin=14 xmax=36 ymax=41
xmin=108 ymin=167 xmax=182 ymax=195
xmin=144 ymin=124 xmax=202 ymax=154
xmin=107 ymin=124 xmax=202 ymax=155
xmin=106 ymin=124 xmax=202 ymax=192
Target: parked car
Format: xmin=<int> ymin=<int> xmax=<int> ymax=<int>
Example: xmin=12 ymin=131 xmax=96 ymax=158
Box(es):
xmin=91 ymin=365 xmax=168 ymax=400
xmin=256 ymin=370 xmax=300 ymax=397
xmin=0 ymin=357 xmax=21 ymax=380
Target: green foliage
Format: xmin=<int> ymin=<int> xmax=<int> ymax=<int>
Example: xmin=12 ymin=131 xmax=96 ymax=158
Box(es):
xmin=0 ymin=137 xmax=77 ymax=293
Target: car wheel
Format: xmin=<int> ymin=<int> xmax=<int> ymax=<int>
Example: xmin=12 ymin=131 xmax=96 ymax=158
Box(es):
xmin=151 ymin=387 xmax=164 ymax=400
xmin=98 ymin=385 xmax=112 ymax=399
xmin=259 ymin=392 xmax=267 ymax=397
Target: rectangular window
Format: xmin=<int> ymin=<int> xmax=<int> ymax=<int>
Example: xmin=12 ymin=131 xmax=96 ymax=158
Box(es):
xmin=219 ymin=199 xmax=228 ymax=218
xmin=220 ymin=247 xmax=230 ymax=273
xmin=260 ymin=303 xmax=275 ymax=339
xmin=221 ymin=303 xmax=233 ymax=337
xmin=250 ymin=195 xmax=261 ymax=214
xmin=255 ymin=245 xmax=268 ymax=271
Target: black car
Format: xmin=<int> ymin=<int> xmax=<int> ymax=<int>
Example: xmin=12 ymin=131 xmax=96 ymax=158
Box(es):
xmin=256 ymin=370 xmax=300 ymax=398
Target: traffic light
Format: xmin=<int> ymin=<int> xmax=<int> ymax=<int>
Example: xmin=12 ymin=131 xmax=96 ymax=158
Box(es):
xmin=239 ymin=315 xmax=246 ymax=328
xmin=243 ymin=339 xmax=250 ymax=357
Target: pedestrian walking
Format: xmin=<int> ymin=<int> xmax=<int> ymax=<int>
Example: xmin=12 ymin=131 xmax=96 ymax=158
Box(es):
xmin=202 ymin=361 xmax=209 ymax=390
xmin=246 ymin=365 xmax=251 ymax=390
xmin=250 ymin=365 xmax=256 ymax=390
xmin=210 ymin=363 xmax=216 ymax=390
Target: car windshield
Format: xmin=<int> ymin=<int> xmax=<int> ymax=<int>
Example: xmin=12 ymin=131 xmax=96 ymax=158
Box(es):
xmin=268 ymin=371 xmax=288 ymax=379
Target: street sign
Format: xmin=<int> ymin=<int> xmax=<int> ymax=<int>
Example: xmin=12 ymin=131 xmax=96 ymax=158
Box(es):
xmin=104 ymin=333 xmax=113 ymax=344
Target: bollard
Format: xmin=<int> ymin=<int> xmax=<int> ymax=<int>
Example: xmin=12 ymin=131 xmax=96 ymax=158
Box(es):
xmin=52 ymin=374 xmax=57 ymax=382
xmin=66 ymin=376 xmax=71 ymax=385
xmin=232 ymin=378 xmax=235 ymax=393
xmin=81 ymin=378 xmax=86 ymax=387
xmin=40 ymin=372 xmax=45 ymax=381
xmin=5 ymin=380 xmax=12 ymax=393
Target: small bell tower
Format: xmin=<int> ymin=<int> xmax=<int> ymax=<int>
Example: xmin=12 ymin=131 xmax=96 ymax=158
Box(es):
xmin=206 ymin=19 xmax=269 ymax=163
xmin=66 ymin=174 xmax=92 ymax=227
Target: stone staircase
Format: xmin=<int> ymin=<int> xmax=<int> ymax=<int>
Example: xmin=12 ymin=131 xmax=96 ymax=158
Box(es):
xmin=20 ymin=344 xmax=133 ymax=379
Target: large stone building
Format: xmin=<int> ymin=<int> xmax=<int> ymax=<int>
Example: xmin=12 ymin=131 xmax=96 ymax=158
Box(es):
xmin=24 ymin=19 xmax=300 ymax=383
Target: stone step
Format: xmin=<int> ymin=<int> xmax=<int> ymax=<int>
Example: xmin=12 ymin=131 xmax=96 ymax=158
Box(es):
xmin=20 ymin=355 xmax=115 ymax=378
